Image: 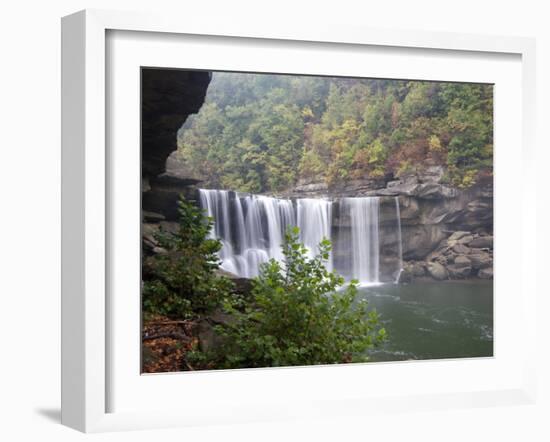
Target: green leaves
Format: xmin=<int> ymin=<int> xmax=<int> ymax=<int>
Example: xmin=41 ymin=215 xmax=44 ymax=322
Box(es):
xmin=213 ymin=227 xmax=387 ymax=369
xmin=142 ymin=195 xmax=234 ymax=319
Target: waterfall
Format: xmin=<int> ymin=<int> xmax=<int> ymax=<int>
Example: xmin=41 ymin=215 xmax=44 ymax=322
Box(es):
xmin=394 ymin=197 xmax=404 ymax=283
xmin=341 ymin=197 xmax=380 ymax=284
xmin=199 ymin=189 xmax=234 ymax=261
xmin=198 ymin=190 xmax=295 ymax=278
xmin=198 ymin=189 xmax=402 ymax=285
xmin=297 ymin=198 xmax=332 ymax=270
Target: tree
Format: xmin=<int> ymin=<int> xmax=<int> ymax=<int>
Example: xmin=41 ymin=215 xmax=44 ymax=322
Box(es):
xmin=142 ymin=196 xmax=233 ymax=319
xmin=210 ymin=227 xmax=387 ymax=368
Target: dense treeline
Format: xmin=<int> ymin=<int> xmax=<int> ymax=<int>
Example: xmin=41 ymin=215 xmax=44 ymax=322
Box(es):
xmin=178 ymin=72 xmax=493 ymax=193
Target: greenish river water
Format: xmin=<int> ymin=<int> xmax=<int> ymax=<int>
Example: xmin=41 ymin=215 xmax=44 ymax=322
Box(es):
xmin=358 ymin=281 xmax=493 ymax=362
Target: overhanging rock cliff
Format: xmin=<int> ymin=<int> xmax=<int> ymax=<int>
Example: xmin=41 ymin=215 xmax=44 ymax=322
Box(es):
xmin=141 ymin=68 xmax=211 ymax=220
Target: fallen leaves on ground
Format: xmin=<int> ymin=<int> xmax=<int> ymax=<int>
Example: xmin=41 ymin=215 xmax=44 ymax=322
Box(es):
xmin=141 ymin=315 xmax=198 ymax=373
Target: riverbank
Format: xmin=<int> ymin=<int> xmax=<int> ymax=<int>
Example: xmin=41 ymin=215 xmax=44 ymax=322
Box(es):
xmin=141 ymin=280 xmax=493 ymax=372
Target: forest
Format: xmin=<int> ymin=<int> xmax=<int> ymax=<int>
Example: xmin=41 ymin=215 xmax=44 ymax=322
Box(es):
xmin=178 ymin=72 xmax=493 ymax=193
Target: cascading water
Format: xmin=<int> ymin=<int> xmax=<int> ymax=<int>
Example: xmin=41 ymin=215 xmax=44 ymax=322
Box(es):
xmin=297 ymin=198 xmax=333 ymax=270
xmin=394 ymin=197 xmax=404 ymax=283
xmin=199 ymin=189 xmax=234 ymax=261
xmin=198 ymin=189 xmax=402 ymax=285
xmin=340 ymin=197 xmax=380 ymax=284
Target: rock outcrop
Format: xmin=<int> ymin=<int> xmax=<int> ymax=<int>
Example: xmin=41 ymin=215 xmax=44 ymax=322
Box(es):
xmin=141 ymin=68 xmax=211 ymax=178
xmin=290 ymin=165 xmax=493 ymax=281
xmin=141 ymin=68 xmax=211 ymax=222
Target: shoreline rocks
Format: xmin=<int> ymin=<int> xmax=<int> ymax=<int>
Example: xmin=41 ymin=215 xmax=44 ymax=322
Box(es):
xmin=288 ymin=165 xmax=493 ymax=282
xmin=426 ymin=262 xmax=448 ymax=280
xmin=401 ymin=229 xmax=493 ymax=282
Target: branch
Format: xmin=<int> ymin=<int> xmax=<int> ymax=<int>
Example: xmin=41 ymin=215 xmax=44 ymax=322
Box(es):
xmin=142 ymin=332 xmax=192 ymax=343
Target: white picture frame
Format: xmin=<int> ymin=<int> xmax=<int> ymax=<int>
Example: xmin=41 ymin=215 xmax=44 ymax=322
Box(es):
xmin=61 ymin=9 xmax=537 ymax=433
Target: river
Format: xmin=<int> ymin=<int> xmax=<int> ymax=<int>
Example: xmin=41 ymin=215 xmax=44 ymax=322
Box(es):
xmin=358 ymin=280 xmax=493 ymax=362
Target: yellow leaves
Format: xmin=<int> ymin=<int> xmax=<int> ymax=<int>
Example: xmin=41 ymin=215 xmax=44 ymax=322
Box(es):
xmin=428 ymin=135 xmax=443 ymax=152
xmin=459 ymin=170 xmax=478 ymax=188
xmin=448 ymin=166 xmax=478 ymax=189
xmin=301 ymin=106 xmax=314 ymax=120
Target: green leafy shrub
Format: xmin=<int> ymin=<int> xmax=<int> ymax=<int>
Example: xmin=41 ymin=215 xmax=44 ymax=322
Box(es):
xmin=142 ymin=196 xmax=233 ymax=319
xmin=210 ymin=227 xmax=387 ymax=369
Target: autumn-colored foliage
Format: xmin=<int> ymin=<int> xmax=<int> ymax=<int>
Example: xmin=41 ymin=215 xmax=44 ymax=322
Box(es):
xmin=179 ymin=74 xmax=493 ymax=191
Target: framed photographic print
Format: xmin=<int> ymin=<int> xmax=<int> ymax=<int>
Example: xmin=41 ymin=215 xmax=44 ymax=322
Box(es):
xmin=61 ymin=9 xmax=537 ymax=432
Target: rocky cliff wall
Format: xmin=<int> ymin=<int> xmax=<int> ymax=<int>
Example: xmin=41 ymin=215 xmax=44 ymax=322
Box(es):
xmin=289 ymin=165 xmax=493 ymax=281
xmin=141 ymin=68 xmax=211 ymax=220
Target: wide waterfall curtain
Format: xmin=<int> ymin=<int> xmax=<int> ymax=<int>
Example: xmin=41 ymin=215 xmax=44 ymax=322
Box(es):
xmin=199 ymin=189 xmax=403 ymax=284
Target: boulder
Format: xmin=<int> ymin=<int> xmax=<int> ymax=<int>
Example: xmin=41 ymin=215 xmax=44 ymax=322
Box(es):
xmin=196 ymin=320 xmax=223 ymax=353
xmin=142 ymin=223 xmax=160 ymax=253
xmin=196 ymin=310 xmax=235 ymax=353
xmin=447 ymin=255 xmax=472 ymax=279
xmin=452 ymin=243 xmax=470 ymax=255
xmin=397 ymin=266 xmax=413 ymax=283
xmin=216 ymin=269 xmax=253 ymax=296
xmin=468 ymin=252 xmax=492 ymax=269
xmin=401 ymin=225 xmax=447 ymax=260
xmin=447 ymin=231 xmax=471 ymax=242
xmin=142 ymin=210 xmax=165 ymax=223
xmin=434 ymin=255 xmax=449 ymax=266
xmin=411 ymin=262 xmax=426 ymax=277
xmin=455 ymin=255 xmax=471 ymax=265
xmin=426 ymin=262 xmax=448 ymax=280
xmin=478 ymin=267 xmax=493 ymax=279
xmin=469 ymin=236 xmax=493 ymax=249
xmin=457 ymin=235 xmax=474 ymax=245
